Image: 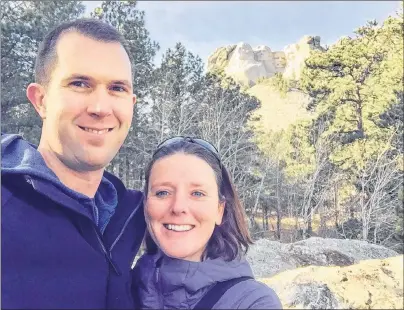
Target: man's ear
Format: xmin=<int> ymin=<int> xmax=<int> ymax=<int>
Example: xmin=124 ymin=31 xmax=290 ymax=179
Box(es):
xmin=26 ymin=83 xmax=47 ymax=119
xmin=216 ymin=201 xmax=225 ymax=226
xmin=132 ymin=94 xmax=137 ymax=106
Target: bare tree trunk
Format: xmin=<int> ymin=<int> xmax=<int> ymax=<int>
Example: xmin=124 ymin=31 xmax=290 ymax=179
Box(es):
xmin=307 ymin=204 xmax=313 ymax=237
xmin=275 ymin=159 xmax=282 ymax=240
xmin=262 ymin=208 xmax=265 ymax=231
xmin=125 ymin=155 xmax=130 ymax=188
xmin=276 ymin=209 xmax=281 ymax=240
xmin=361 ymin=191 xmax=369 ymax=241
xmin=334 ymin=182 xmax=339 ymax=229
xmin=251 ymin=158 xmax=271 ymax=219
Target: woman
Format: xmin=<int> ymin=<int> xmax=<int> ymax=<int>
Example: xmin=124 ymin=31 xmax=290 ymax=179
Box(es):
xmin=132 ymin=137 xmax=282 ymax=309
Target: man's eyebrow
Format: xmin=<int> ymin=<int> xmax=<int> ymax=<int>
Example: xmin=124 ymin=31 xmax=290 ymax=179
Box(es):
xmin=64 ymin=75 xmax=132 ymax=88
xmin=65 ymin=74 xmax=92 ymax=81
xmin=111 ymin=80 xmax=132 ymax=89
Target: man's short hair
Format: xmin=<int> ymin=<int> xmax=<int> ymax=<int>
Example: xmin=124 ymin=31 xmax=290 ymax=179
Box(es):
xmin=35 ymin=18 xmax=131 ymax=86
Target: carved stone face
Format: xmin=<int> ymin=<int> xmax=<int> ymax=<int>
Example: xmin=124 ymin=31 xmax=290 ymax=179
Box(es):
xmin=273 ymin=52 xmax=286 ymax=68
xmin=233 ymin=42 xmax=255 ymax=61
xmin=253 ymin=45 xmax=273 ymax=61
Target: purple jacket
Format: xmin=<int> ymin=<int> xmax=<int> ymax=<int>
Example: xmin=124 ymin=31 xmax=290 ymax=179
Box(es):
xmin=1 ymin=134 xmax=146 ymax=309
xmin=132 ymin=250 xmax=282 ymax=309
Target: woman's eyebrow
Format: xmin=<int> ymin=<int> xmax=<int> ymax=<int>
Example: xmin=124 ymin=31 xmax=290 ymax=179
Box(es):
xmin=150 ymin=181 xmax=173 ymax=188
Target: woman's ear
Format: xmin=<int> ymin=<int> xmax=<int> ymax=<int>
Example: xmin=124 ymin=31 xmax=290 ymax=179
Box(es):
xmin=216 ymin=201 xmax=225 ymax=226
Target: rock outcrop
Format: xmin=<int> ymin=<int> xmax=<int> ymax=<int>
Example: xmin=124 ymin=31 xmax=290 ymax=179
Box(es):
xmin=246 ymin=237 xmax=399 ymax=278
xmin=247 ymin=237 xmax=401 ymax=309
xmin=283 ymin=35 xmax=324 ymax=80
xmin=207 ymin=35 xmax=324 ymax=86
xmin=259 ymin=255 xmax=404 ymax=309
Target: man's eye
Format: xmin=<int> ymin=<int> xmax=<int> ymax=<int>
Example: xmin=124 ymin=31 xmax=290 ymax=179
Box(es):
xmin=111 ymin=85 xmax=127 ymax=92
xmin=155 ymin=190 xmax=169 ymax=197
xmin=70 ymin=81 xmax=88 ymax=88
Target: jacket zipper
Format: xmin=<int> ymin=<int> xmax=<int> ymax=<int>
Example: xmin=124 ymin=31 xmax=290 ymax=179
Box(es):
xmin=155 ymin=257 xmax=164 ymax=309
xmin=93 ymin=226 xmax=121 ymax=276
xmin=109 ymin=199 xmax=143 ymax=253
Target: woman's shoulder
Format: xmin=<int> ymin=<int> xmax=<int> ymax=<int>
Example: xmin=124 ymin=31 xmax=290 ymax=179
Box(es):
xmin=132 ymin=253 xmax=160 ymax=283
xmin=215 ymin=278 xmax=282 ymax=309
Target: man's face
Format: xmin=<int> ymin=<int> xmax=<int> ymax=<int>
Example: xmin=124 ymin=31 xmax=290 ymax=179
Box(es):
xmin=38 ymin=31 xmax=135 ymax=171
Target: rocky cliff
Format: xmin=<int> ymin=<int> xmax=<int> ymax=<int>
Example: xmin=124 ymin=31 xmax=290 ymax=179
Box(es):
xmin=208 ymin=35 xmax=324 ymax=87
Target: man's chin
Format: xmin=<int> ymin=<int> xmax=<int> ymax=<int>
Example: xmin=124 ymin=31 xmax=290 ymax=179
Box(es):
xmin=63 ymin=155 xmax=114 ymax=173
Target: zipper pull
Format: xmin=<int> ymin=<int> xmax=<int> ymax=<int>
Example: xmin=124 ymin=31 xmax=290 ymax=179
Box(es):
xmin=154 ymin=267 xmax=160 ymax=283
xmin=154 ymin=256 xmax=163 ymax=283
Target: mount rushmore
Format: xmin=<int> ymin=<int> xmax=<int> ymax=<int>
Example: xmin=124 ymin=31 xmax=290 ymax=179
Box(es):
xmin=208 ymin=35 xmax=324 ymax=86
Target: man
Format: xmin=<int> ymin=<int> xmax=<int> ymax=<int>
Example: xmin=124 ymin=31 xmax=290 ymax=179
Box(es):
xmin=1 ymin=19 xmax=145 ymax=309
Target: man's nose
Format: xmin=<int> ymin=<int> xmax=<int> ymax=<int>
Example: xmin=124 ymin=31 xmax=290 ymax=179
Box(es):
xmin=87 ymin=87 xmax=113 ymax=117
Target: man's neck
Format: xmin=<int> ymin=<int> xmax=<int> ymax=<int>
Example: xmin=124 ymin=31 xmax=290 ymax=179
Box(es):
xmin=38 ymin=147 xmax=104 ymax=198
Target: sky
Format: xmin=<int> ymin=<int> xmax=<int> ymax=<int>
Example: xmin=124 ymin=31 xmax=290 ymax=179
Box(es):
xmin=84 ymin=1 xmax=401 ymax=66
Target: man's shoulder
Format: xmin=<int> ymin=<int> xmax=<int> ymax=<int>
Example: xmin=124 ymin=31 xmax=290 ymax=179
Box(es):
xmin=1 ymin=133 xmax=31 ymax=154
xmin=1 ymin=173 xmax=35 ymax=207
xmin=1 ymin=133 xmax=24 ymax=163
xmin=1 ymin=133 xmax=22 ymax=144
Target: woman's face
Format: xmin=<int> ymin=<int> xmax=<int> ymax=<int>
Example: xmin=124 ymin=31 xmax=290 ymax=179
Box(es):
xmin=146 ymin=153 xmax=225 ymax=262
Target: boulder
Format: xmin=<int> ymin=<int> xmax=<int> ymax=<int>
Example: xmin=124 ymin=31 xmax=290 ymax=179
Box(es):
xmin=259 ymin=255 xmax=404 ymax=309
xmin=247 ymin=237 xmax=399 ymax=278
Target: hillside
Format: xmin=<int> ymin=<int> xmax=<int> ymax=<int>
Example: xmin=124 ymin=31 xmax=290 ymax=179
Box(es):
xmin=246 ymin=84 xmax=311 ymax=132
xmin=207 ymin=35 xmax=323 ymax=133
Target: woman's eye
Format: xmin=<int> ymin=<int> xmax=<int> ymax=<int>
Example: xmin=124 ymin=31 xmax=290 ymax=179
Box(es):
xmin=155 ymin=190 xmax=169 ymax=197
xmin=192 ymin=191 xmax=205 ymax=197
